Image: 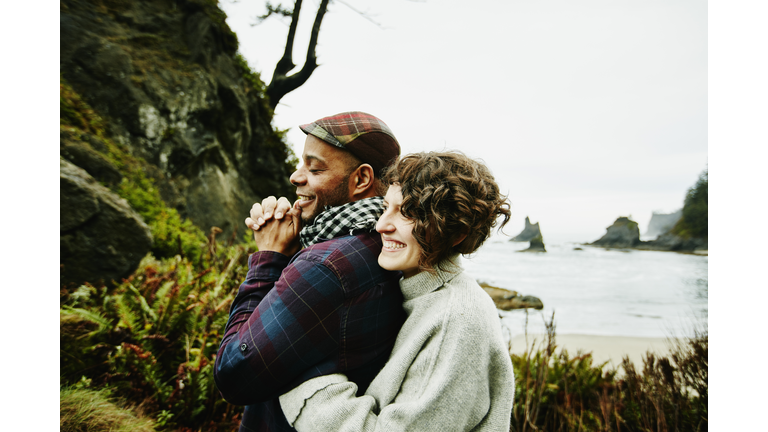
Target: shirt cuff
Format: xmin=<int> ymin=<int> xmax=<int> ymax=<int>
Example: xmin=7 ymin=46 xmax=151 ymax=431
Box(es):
xmin=279 ymin=373 xmax=349 ymax=425
xmin=248 ymin=250 xmax=291 ymax=279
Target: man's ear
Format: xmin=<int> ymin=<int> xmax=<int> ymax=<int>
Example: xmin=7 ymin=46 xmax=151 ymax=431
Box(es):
xmin=349 ymin=164 xmax=376 ymax=199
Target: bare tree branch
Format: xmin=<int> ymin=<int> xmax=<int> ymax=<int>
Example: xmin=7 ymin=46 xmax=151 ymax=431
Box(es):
xmin=272 ymin=0 xmax=303 ymax=77
xmin=335 ymin=0 xmax=385 ymax=29
xmin=266 ymin=0 xmax=330 ymax=109
xmin=261 ymin=0 xmax=411 ymax=108
xmin=251 ymin=1 xmax=294 ymax=25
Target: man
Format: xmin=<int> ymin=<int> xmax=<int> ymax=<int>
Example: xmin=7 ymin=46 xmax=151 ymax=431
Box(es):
xmin=214 ymin=112 xmax=407 ymax=432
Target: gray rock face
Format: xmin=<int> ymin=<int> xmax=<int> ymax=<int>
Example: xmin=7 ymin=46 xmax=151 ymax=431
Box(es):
xmin=588 ymin=216 xmax=706 ymax=253
xmin=591 ymin=217 xmax=640 ymax=248
xmin=60 ymin=0 xmax=295 ymax=239
xmin=480 ymin=283 xmax=544 ymax=310
xmin=511 ymin=216 xmax=541 ymax=242
xmin=60 ymin=132 xmax=123 ymax=186
xmin=60 ymin=158 xmax=153 ymax=286
xmin=519 ymin=234 xmax=547 ymax=253
xmin=645 ymin=210 xmax=682 ymax=238
xmin=635 ymin=232 xmax=708 ymax=252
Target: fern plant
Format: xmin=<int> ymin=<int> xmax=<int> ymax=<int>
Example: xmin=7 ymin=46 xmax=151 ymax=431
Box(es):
xmin=60 ymin=240 xmax=253 ymax=431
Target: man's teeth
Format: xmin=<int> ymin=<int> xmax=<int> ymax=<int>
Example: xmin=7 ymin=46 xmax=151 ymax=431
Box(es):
xmin=299 ymin=195 xmax=313 ymax=201
xmin=384 ymin=241 xmax=406 ymax=249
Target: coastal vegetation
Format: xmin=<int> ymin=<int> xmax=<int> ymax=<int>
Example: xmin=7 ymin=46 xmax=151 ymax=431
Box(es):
xmin=60 ymin=240 xmax=255 ymax=431
xmin=512 ymin=313 xmax=707 ymax=431
xmin=60 ymin=244 xmax=708 ymax=431
xmin=61 ymin=386 xmax=156 ymax=432
xmin=671 ymin=169 xmax=708 ymax=239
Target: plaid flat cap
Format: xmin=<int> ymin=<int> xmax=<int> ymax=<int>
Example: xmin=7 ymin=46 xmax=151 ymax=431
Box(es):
xmin=300 ymin=111 xmax=401 ymax=175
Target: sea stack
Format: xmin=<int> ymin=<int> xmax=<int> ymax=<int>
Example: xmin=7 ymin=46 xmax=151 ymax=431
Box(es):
xmin=510 ymin=216 xmax=541 ymax=242
xmin=591 ymin=216 xmax=640 ymax=248
xmin=520 ymin=234 xmax=547 ymax=252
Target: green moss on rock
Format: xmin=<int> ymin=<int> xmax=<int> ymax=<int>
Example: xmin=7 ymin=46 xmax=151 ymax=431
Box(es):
xmin=60 ymin=78 xmax=107 ymax=138
xmin=61 ymin=77 xmax=206 ymax=262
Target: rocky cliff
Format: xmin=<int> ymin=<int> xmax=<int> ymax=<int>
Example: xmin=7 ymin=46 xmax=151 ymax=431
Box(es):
xmin=60 ymin=0 xmax=298 ymax=285
xmin=60 ymin=0 xmax=296 ymax=239
xmin=645 ymin=210 xmax=682 ymax=239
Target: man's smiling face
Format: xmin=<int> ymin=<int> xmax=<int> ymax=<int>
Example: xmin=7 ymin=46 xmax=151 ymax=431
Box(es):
xmin=289 ymin=135 xmax=359 ymax=224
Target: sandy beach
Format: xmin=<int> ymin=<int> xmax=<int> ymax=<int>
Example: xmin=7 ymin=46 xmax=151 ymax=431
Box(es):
xmin=509 ymin=334 xmax=682 ymax=370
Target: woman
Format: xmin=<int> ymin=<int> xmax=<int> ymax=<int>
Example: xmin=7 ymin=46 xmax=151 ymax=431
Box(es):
xmin=279 ymin=151 xmax=515 ymax=431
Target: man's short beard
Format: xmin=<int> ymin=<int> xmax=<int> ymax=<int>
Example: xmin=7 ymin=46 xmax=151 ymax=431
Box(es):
xmin=301 ymin=171 xmax=354 ymax=225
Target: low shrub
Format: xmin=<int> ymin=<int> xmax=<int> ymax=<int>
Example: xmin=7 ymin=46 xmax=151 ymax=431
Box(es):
xmin=511 ymin=312 xmax=708 ymax=432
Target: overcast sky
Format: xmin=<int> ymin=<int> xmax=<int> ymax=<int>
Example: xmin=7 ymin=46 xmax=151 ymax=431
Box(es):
xmin=220 ymin=0 xmax=707 ymax=243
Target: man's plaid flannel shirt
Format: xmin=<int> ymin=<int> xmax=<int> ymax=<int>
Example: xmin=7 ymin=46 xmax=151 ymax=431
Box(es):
xmin=214 ymin=231 xmax=405 ymax=432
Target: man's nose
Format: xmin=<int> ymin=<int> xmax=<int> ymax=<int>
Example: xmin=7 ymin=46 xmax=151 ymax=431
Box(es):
xmin=290 ymin=167 xmax=306 ymax=186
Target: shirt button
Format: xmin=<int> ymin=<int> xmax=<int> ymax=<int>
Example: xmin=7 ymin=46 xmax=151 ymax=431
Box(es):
xmin=240 ymin=343 xmax=247 ymax=352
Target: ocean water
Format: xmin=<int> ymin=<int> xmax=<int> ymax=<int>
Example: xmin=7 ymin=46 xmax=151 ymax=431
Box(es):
xmin=460 ymin=239 xmax=708 ymax=339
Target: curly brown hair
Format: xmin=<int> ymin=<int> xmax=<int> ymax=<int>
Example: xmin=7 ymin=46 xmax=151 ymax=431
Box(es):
xmin=382 ymin=151 xmax=511 ymax=272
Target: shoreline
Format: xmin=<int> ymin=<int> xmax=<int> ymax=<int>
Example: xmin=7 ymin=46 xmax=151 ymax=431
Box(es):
xmin=580 ymin=244 xmax=708 ymax=256
xmin=509 ymin=333 xmax=682 ymax=370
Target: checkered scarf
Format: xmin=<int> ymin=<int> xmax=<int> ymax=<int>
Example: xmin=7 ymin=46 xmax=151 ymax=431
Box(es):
xmin=299 ymin=196 xmax=385 ymax=248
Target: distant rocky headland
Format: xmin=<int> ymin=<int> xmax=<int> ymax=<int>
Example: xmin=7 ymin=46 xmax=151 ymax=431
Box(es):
xmin=588 ymin=214 xmax=706 ymax=253
xmin=645 ymin=210 xmax=682 ymax=238
xmin=588 ymin=170 xmax=707 ymax=254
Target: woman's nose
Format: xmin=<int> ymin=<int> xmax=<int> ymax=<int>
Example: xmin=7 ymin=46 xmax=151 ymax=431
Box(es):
xmin=376 ymin=214 xmax=394 ymax=233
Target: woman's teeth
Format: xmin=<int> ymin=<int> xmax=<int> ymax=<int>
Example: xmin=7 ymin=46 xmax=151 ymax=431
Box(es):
xmin=384 ymin=241 xmax=405 ymax=249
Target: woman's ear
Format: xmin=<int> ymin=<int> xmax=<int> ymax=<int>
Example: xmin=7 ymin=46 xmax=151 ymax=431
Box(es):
xmin=350 ymin=164 xmax=376 ymax=198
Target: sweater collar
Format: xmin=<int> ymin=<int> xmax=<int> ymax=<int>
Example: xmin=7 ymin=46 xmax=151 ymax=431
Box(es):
xmin=399 ymin=255 xmax=463 ymax=301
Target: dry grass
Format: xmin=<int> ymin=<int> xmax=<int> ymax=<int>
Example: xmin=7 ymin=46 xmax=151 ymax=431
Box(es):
xmin=60 ymin=387 xmax=156 ymax=432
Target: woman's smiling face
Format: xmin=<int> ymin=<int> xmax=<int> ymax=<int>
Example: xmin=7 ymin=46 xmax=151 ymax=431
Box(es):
xmin=376 ymin=185 xmax=422 ymax=278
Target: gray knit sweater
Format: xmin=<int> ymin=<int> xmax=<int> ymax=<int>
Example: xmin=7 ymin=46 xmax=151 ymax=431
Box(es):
xmin=279 ymin=258 xmax=515 ymax=431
